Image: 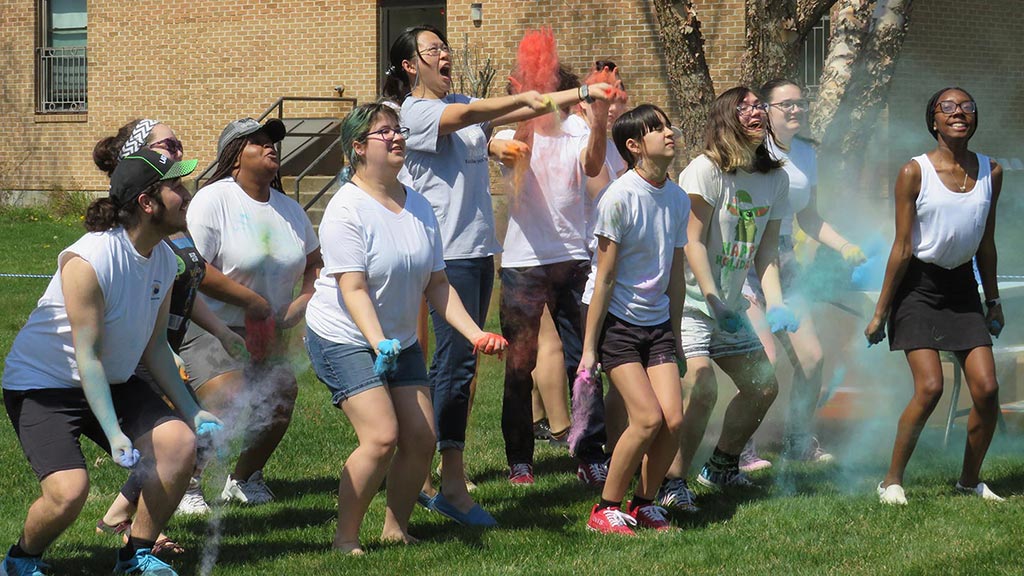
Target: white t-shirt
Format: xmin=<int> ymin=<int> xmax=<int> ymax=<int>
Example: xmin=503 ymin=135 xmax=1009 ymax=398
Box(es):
xmin=306 ymin=183 xmax=445 ymax=348
xmin=562 ymin=114 xmax=629 ymax=250
xmin=187 ymin=177 xmax=319 ymax=327
xmin=495 ymin=127 xmax=590 ymax=267
xmin=582 ymin=170 xmax=690 ymax=326
xmin=912 ymin=152 xmax=993 ymax=269
xmin=3 ymin=228 xmax=176 ymax=390
xmin=767 ymin=137 xmax=817 ymax=236
xmin=399 ymin=94 xmax=501 ymax=260
xmin=680 ymin=154 xmax=789 ymax=314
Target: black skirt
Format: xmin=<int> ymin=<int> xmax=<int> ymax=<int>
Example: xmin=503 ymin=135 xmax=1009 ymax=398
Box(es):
xmin=888 ymin=257 xmax=992 ymax=352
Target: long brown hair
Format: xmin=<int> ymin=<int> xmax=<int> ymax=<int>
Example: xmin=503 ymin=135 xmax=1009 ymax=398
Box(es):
xmin=704 ymin=86 xmax=782 ymax=174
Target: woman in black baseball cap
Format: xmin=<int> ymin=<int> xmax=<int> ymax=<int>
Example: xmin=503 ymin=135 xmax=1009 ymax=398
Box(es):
xmin=2 ymin=148 xmax=221 ymax=576
xmin=178 ymin=117 xmax=322 ymax=506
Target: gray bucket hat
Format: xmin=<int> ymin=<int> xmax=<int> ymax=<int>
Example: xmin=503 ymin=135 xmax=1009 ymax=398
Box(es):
xmin=216 ymin=117 xmax=286 ymax=157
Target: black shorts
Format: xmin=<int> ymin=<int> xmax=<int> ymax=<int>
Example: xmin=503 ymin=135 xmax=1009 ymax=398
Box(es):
xmin=598 ymin=313 xmax=677 ymax=372
xmin=3 ymin=378 xmax=182 ymax=481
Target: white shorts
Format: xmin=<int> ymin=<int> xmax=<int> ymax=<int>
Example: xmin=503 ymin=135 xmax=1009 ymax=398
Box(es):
xmin=680 ymin=308 xmax=763 ymax=359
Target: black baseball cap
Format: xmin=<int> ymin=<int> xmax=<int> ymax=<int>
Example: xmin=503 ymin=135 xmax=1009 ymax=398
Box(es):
xmin=109 ymin=149 xmax=198 ymax=208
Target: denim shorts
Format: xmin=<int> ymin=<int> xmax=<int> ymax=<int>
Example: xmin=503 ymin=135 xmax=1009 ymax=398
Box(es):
xmin=680 ymin=308 xmax=763 ymax=359
xmin=305 ymin=327 xmax=428 ymax=406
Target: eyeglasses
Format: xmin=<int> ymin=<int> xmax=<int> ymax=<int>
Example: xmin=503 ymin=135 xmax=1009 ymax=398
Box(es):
xmin=363 ymin=126 xmax=410 ymax=142
xmin=736 ymin=103 xmax=769 ymax=116
xmin=147 ymin=137 xmax=183 ymax=156
xmin=769 ymin=99 xmax=810 ymax=113
xmin=935 ymin=100 xmax=977 ymax=114
xmin=418 ymin=44 xmax=451 ymax=59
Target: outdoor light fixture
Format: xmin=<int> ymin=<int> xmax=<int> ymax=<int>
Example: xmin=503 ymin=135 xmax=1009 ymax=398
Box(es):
xmin=471 ymin=3 xmax=483 ymax=26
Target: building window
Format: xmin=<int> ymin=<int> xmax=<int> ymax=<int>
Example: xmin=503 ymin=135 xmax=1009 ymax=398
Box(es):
xmin=378 ymin=1 xmax=446 ymax=93
xmin=798 ymin=14 xmax=830 ymax=99
xmin=36 ymin=0 xmax=87 ymax=113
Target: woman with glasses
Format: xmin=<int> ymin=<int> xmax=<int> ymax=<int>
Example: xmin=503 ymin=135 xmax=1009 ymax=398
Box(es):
xmin=305 ymin=103 xmax=506 ymax=554
xmin=382 ymin=24 xmax=618 ymax=525
xmin=181 ymin=117 xmax=322 ymax=506
xmin=736 ymin=80 xmax=867 ymax=471
xmin=867 ymin=87 xmax=1004 ymax=505
xmin=657 ymin=87 xmax=795 ymax=512
xmin=92 ymin=120 xmax=246 ymax=556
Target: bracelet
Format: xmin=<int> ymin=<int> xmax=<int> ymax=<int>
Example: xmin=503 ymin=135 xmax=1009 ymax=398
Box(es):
xmin=986 ymin=297 xmax=1001 ymax=308
xmin=839 ymin=242 xmax=851 ymax=253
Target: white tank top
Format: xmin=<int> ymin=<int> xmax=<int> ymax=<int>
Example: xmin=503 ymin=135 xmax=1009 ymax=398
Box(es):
xmin=911 ymin=152 xmax=992 ymax=270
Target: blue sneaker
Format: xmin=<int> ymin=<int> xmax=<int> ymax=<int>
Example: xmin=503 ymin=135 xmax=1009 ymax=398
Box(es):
xmin=430 ymin=492 xmax=498 ymax=527
xmin=113 ymin=548 xmax=178 ymax=575
xmin=2 ymin=554 xmax=49 ymax=576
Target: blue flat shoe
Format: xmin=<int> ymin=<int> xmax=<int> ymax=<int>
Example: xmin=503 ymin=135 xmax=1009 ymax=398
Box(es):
xmin=417 ymin=491 xmax=437 ymax=510
xmin=431 ymin=492 xmax=498 ymax=527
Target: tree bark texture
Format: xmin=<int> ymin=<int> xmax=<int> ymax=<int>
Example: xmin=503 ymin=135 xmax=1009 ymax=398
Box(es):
xmin=650 ymin=0 xmax=716 ymax=160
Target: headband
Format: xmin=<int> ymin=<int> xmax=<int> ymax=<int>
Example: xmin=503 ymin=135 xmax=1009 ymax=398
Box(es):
xmin=118 ymin=119 xmax=159 ymax=160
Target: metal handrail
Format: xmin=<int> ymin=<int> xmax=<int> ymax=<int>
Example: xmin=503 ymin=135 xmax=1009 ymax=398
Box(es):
xmin=294 ymin=134 xmax=344 ymax=203
xmin=192 ymin=95 xmax=357 ymax=192
xmin=303 ymin=173 xmax=342 ymax=211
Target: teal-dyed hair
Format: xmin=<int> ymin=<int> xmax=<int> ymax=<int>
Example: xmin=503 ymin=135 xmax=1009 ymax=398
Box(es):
xmin=339 ymin=101 xmax=401 ymax=183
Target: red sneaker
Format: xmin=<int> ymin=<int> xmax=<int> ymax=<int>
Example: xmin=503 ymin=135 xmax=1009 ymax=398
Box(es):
xmin=586 ymin=504 xmax=637 ymax=535
xmin=508 ymin=463 xmax=534 ymax=485
xmin=628 ymin=501 xmax=673 ymax=531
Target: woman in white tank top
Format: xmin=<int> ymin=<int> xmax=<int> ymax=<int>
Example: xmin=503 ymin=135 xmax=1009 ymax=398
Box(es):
xmin=866 ymin=87 xmax=1005 ymax=505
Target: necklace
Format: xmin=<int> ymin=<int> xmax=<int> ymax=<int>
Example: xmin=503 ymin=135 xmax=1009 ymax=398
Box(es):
xmin=956 ymin=163 xmax=969 ymax=192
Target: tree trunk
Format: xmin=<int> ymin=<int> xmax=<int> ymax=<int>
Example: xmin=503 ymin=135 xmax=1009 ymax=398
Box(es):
xmin=813 ymin=0 xmax=915 ymax=201
xmin=742 ymin=0 xmax=800 ymax=88
xmin=742 ymin=0 xmax=838 ymax=89
xmin=650 ymin=0 xmax=716 ymax=160
xmin=809 ymin=0 xmax=875 ymax=141
xmin=836 ymin=0 xmax=915 ymax=156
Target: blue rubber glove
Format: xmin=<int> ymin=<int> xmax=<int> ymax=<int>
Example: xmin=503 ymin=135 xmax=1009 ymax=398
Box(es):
xmin=196 ymin=421 xmax=223 ymax=437
xmin=766 ymin=306 xmax=800 ymax=333
xmin=374 ymin=339 xmax=402 ymax=377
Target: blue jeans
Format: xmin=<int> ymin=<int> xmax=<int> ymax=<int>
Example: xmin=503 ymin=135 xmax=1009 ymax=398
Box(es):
xmin=499 ymin=260 xmax=606 ymax=465
xmin=429 ymin=256 xmax=494 ymax=451
xmin=305 ymin=327 xmax=428 ymax=406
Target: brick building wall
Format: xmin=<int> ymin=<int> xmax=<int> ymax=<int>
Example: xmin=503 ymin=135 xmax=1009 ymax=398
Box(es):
xmin=1 ymin=0 xmax=751 ymax=194
xmin=888 ymin=0 xmax=1023 ymax=170
xmin=0 ymin=0 xmax=379 ymax=193
xmin=1 ymin=0 xmax=1020 ymax=194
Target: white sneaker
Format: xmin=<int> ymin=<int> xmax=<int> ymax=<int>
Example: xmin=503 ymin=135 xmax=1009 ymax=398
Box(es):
xmin=176 ymin=477 xmax=211 ymax=515
xmin=955 ymin=481 xmax=1005 ymax=502
xmin=877 ymin=482 xmax=907 ymax=505
xmin=221 ymin=470 xmax=275 ymax=505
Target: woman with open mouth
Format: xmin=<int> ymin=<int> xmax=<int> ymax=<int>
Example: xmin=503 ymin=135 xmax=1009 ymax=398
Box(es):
xmin=657 ymin=86 xmax=795 ymax=513
xmin=382 ymin=24 xmax=618 ymax=526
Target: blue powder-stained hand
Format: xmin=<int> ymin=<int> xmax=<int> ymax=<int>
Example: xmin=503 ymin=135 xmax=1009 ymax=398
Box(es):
xmin=197 ymin=422 xmax=223 ymax=437
xmin=766 ymin=306 xmax=800 ymax=333
xmin=850 ymin=238 xmax=887 ymax=290
xmin=374 ymin=339 xmax=402 ymax=377
xmin=116 ymin=448 xmax=141 ymax=469
xmin=990 ymin=320 xmax=1003 ymax=337
xmin=719 ymin=313 xmax=743 ymax=334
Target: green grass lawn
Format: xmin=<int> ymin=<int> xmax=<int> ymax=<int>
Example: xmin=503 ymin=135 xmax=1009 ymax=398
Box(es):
xmin=0 ymin=214 xmax=1023 ymax=575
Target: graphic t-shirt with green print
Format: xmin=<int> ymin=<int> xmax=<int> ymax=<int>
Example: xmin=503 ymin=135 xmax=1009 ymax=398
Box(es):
xmin=678 ymin=154 xmax=789 ymax=315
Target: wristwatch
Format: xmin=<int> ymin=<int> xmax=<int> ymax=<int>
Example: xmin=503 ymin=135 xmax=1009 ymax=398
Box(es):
xmin=986 ymin=298 xmax=1001 ymax=308
xmin=579 ymin=83 xmax=595 ymax=104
